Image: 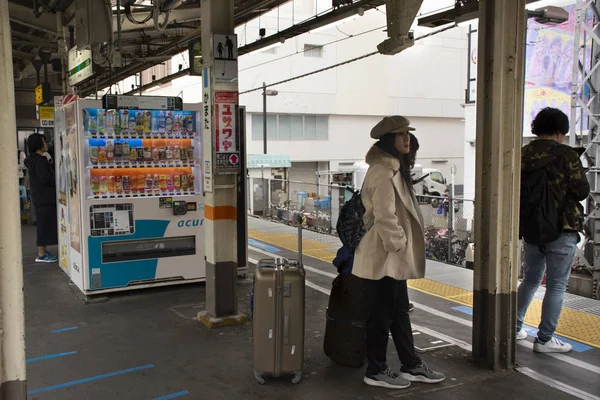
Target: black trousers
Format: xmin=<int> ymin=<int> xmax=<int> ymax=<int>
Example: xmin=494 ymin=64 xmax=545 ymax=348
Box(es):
xmin=365 ymin=277 xmax=421 ymax=375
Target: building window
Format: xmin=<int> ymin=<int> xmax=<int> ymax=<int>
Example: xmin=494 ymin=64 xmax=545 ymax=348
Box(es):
xmin=304 ymin=44 xmax=323 ymax=58
xmin=252 ymin=114 xmax=328 ymax=140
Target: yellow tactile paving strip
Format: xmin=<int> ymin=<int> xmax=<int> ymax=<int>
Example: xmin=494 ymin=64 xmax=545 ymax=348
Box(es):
xmin=248 ymin=229 xmax=600 ymax=349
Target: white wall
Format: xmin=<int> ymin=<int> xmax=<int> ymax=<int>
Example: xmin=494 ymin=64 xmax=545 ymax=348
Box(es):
xmin=246 ymin=113 xmax=465 ymax=184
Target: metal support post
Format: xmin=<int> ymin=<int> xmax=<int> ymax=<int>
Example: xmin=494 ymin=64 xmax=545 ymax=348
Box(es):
xmin=0 ymin=0 xmax=27 ymax=397
xmin=263 ymin=82 xmax=267 ymax=155
xmin=570 ymin=0 xmax=600 ymax=299
xmin=473 ymin=0 xmax=526 ymax=369
xmin=198 ymin=0 xmax=245 ymax=327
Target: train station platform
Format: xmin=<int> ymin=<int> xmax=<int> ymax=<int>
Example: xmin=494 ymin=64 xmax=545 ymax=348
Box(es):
xmin=22 ymin=220 xmax=600 ymax=399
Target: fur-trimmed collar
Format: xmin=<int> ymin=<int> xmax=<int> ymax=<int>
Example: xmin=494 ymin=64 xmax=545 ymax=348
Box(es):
xmin=365 ymin=145 xmax=400 ymax=172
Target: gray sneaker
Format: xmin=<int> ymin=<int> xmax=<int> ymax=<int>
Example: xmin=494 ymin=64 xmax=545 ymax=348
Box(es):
xmin=364 ymin=367 xmax=411 ymax=389
xmin=400 ymin=362 xmax=445 ymax=384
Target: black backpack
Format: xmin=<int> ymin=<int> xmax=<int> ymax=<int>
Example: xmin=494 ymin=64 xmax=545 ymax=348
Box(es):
xmin=519 ymin=146 xmax=571 ymax=245
xmin=336 ymin=187 xmax=373 ymax=253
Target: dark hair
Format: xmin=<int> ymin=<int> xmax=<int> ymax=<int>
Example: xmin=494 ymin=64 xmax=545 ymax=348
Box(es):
xmin=376 ymin=132 xmax=414 ymax=189
xmin=531 ymin=107 xmax=569 ymax=136
xmin=27 ymin=133 xmax=46 ymax=153
xmin=403 ymin=133 xmax=419 ymax=169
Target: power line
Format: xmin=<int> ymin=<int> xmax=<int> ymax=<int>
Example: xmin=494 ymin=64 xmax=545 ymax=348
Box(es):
xmin=239 ymin=23 xmax=459 ymax=95
xmin=239 ymin=25 xmax=386 ymax=72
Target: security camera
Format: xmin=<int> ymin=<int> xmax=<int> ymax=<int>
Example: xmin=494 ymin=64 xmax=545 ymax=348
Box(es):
xmin=531 ymin=6 xmax=569 ymax=26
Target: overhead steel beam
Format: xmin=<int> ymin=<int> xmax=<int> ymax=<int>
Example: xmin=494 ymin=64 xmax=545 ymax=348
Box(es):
xmin=78 ymin=0 xmax=372 ymax=96
xmin=12 ymin=40 xmax=57 ymax=48
xmin=238 ymin=0 xmax=385 ymax=55
xmin=12 ymin=49 xmax=35 ymax=60
xmin=122 ymin=67 xmax=189 ymax=95
xmin=8 ymin=2 xmax=56 ymax=34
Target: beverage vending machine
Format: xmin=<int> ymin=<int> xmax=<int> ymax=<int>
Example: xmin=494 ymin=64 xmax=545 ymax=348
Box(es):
xmin=54 ymin=96 xmax=210 ymax=295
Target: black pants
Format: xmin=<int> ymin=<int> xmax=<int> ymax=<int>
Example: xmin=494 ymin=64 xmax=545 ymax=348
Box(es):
xmin=35 ymin=204 xmax=58 ymax=247
xmin=365 ymin=277 xmax=421 ymax=375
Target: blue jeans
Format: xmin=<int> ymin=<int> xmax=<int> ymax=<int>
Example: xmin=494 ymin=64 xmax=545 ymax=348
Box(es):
xmin=517 ymin=232 xmax=577 ymax=343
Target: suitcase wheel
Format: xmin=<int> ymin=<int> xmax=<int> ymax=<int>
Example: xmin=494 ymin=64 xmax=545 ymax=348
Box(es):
xmin=254 ymin=370 xmax=266 ymax=385
xmin=292 ymin=371 xmax=302 ymax=384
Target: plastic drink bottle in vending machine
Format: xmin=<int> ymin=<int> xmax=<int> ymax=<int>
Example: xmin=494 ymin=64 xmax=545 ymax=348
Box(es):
xmin=122 ymin=142 xmax=130 ymax=161
xmin=138 ymin=174 xmax=146 ymax=193
xmin=115 ymin=176 xmax=123 ymax=194
xmin=186 ymin=115 xmax=194 ymax=133
xmin=151 ymin=112 xmax=159 ymax=133
xmin=98 ymin=147 xmax=107 ymax=163
xmin=159 ymin=111 xmax=166 ymax=133
xmin=174 ymin=174 xmax=181 ymax=191
xmin=152 ymin=147 xmax=159 ymax=163
xmin=187 ymin=146 xmax=194 ymax=162
xmin=107 ymin=176 xmax=116 ymax=194
xmin=159 ymin=147 xmax=166 ymax=161
xmin=181 ymin=174 xmax=189 ymax=191
xmin=121 ymin=110 xmax=129 ymax=132
xmin=99 ymin=176 xmax=108 ymax=194
xmin=180 ymin=146 xmax=187 ymax=162
xmin=166 ymin=146 xmax=173 ymax=160
xmin=188 ymin=173 xmax=195 ymax=191
xmin=130 ymin=176 xmax=137 ymax=194
xmin=136 ymin=111 xmax=144 ymax=133
xmin=106 ymin=110 xmax=114 ymax=133
xmin=144 ymin=147 xmax=152 ymax=162
xmin=159 ymin=175 xmax=167 ymax=192
xmin=90 ymin=146 xmax=99 ymax=165
xmin=136 ymin=147 xmax=144 ymax=163
xmin=97 ymin=110 xmax=106 ymax=133
xmin=106 ymin=140 xmax=114 ymax=163
xmin=172 ymin=115 xmax=180 ymax=133
xmin=153 ymin=174 xmax=160 ymax=192
xmin=123 ymin=176 xmax=130 ymax=194
xmin=129 ymin=146 xmax=137 ymax=163
xmin=143 ymin=111 xmax=151 ymax=133
xmin=146 ymin=174 xmax=154 ymax=192
xmin=173 ymin=145 xmax=180 ymax=161
xmin=114 ymin=142 xmax=123 ymax=163
xmin=91 ymin=176 xmax=99 ymax=195
xmin=165 ymin=112 xmax=173 ymax=132
xmin=129 ymin=113 xmax=136 ymax=132
xmin=167 ymin=175 xmax=174 ymax=192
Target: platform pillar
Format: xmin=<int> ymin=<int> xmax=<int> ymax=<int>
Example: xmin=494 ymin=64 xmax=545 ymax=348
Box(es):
xmin=472 ymin=0 xmax=526 ymax=369
xmin=0 ymin=0 xmax=27 ymax=397
xmin=198 ymin=0 xmax=246 ymax=328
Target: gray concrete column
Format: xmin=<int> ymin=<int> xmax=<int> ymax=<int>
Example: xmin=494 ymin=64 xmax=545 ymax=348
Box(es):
xmin=0 ymin=0 xmax=27 ymax=397
xmin=472 ymin=0 xmax=527 ymax=369
xmin=198 ymin=0 xmax=245 ymax=327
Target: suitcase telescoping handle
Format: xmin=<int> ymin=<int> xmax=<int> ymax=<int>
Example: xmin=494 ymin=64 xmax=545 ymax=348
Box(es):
xmin=296 ymin=214 xmax=303 ymax=266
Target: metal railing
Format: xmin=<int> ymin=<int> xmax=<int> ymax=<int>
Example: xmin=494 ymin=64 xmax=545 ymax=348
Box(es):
xmin=248 ymin=177 xmax=474 ymax=267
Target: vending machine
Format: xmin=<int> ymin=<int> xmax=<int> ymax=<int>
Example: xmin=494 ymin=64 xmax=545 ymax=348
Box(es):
xmin=54 ymin=96 xmax=209 ymax=295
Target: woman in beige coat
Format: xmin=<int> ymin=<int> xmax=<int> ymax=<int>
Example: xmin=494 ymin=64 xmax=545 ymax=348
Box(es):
xmin=354 ymin=116 xmax=445 ymax=390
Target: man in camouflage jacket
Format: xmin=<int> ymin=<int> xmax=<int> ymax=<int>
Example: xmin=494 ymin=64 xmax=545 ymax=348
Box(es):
xmin=521 ymin=141 xmax=589 ymax=234
xmin=517 ymin=107 xmax=590 ymax=354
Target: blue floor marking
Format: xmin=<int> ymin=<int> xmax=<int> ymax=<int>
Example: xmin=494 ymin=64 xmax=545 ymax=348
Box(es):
xmin=451 ymin=306 xmax=592 ymax=352
xmin=27 ymin=364 xmax=155 ymax=395
xmin=248 ymin=238 xmax=280 ymax=253
xmin=52 ymin=326 xmax=78 ymax=334
xmin=27 ymin=351 xmax=77 ymax=363
xmin=153 ymin=390 xmax=189 ymax=399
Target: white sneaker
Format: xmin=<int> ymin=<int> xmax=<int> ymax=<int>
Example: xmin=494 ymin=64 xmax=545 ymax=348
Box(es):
xmin=533 ymin=337 xmax=572 ymax=353
xmin=517 ymin=329 xmax=528 ymax=340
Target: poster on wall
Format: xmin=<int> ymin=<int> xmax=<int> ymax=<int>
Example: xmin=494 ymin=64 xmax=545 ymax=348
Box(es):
xmin=214 ymin=91 xmax=240 ymax=173
xmin=523 ymin=4 xmax=589 ymax=132
xmin=64 ymin=103 xmax=81 ymax=253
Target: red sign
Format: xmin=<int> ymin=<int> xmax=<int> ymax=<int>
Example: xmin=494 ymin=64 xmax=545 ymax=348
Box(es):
xmin=214 ymin=91 xmax=238 ymax=153
xmin=63 ymin=94 xmax=79 ymax=105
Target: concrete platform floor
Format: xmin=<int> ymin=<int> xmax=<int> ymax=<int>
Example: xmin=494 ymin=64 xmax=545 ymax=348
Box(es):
xmin=21 ymin=223 xmax=600 ymax=399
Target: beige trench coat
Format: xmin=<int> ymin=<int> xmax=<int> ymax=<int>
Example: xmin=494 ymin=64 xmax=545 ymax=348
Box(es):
xmin=352 ymin=146 xmax=426 ymax=281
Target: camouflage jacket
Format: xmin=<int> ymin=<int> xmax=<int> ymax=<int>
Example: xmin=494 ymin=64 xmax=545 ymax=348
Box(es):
xmin=521 ymin=139 xmax=590 ymax=232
